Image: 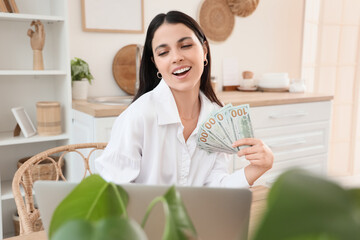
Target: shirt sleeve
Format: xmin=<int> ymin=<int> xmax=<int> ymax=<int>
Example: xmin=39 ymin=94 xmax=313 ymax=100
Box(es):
xmin=95 ymin=109 xmax=143 ymax=184
xmin=204 ymin=153 xmax=250 ymax=188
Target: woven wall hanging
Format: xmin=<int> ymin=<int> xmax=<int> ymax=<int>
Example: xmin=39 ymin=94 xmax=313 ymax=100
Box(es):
xmin=198 ymin=0 xmax=235 ymax=42
xmin=227 ymin=0 xmax=260 ymax=17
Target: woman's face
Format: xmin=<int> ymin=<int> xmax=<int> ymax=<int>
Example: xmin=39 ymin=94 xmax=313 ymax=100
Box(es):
xmin=152 ymin=23 xmax=207 ymax=93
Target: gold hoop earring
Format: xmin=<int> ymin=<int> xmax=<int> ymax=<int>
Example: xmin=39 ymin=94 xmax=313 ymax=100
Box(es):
xmin=204 ymin=59 xmax=208 ymax=66
xmin=157 ymin=71 xmax=162 ymax=79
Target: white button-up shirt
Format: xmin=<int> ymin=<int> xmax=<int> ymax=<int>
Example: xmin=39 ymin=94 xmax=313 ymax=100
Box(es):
xmin=95 ymin=80 xmax=249 ymax=188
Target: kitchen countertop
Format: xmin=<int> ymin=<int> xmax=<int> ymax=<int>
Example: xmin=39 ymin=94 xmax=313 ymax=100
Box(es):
xmin=72 ymin=91 xmax=333 ymax=117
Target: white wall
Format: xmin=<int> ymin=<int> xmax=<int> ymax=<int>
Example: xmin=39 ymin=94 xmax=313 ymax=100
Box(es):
xmin=68 ymin=0 xmax=304 ymax=98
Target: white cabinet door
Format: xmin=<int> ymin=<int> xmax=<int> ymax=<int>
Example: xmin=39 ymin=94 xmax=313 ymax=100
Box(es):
xmin=72 ymin=110 xmax=95 ymax=144
xmin=94 ymin=117 xmax=117 ymax=142
xmin=70 ymin=110 xmax=117 ymax=182
xmin=250 ymin=101 xmax=331 ymax=129
xmin=255 ymin=121 xmax=329 ymax=163
xmin=259 ymin=154 xmax=327 ymax=186
xmin=72 ymin=110 xmax=117 ymax=143
xmin=246 ymin=101 xmax=332 ymax=186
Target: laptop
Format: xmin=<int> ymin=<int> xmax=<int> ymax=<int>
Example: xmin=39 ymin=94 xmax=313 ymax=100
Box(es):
xmin=34 ymin=181 xmax=252 ymax=240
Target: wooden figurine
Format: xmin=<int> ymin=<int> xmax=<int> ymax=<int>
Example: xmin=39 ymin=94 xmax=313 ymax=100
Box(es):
xmin=27 ymin=20 xmax=45 ymax=70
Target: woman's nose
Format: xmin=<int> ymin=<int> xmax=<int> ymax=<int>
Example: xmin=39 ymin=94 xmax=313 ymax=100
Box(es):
xmin=172 ymin=49 xmax=184 ymax=63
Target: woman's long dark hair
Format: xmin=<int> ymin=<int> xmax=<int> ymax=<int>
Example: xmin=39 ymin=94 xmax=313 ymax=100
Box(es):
xmin=132 ymin=11 xmax=222 ymax=107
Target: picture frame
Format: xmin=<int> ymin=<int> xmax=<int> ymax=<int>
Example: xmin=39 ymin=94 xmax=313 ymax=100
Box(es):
xmin=81 ymin=0 xmax=144 ymax=33
xmin=0 ymin=0 xmax=19 ymax=13
xmin=11 ymin=107 xmax=36 ymax=138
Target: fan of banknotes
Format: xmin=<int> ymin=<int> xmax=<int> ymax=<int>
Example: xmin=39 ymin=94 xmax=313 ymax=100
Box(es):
xmin=197 ymin=104 xmax=254 ymax=154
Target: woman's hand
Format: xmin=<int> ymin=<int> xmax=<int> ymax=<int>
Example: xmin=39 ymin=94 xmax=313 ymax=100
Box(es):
xmin=232 ymin=138 xmax=274 ymax=186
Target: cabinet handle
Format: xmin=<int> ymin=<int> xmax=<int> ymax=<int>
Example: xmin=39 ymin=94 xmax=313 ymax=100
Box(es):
xmin=267 ymin=138 xmax=306 ymax=148
xmin=269 ymin=112 xmax=308 ymax=119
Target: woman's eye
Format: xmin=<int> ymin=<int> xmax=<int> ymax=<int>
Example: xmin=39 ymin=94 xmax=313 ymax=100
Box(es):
xmin=181 ymin=44 xmax=192 ymax=49
xmin=158 ymin=51 xmax=168 ymax=56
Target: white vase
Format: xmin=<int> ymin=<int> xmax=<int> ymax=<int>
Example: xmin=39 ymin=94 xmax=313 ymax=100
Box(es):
xmin=72 ymin=79 xmax=89 ymax=100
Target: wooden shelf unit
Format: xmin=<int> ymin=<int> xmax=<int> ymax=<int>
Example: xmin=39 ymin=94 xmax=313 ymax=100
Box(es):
xmin=0 ymin=1 xmax=71 ymax=238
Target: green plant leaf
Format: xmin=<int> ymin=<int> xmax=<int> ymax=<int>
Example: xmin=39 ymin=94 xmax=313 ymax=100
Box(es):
xmin=346 ymin=188 xmax=360 ymax=224
xmin=94 ymin=216 xmax=148 ymax=240
xmin=51 ymin=219 xmax=94 ymax=240
xmin=71 ymin=57 xmax=93 ymax=83
xmin=252 ymin=169 xmax=360 ymax=240
xmin=51 ymin=216 xmax=148 ymax=240
xmin=142 ymin=186 xmax=198 ymax=240
xmin=49 ymin=174 xmax=129 ymax=238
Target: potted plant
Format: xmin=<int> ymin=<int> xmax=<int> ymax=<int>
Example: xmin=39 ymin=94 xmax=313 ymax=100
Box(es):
xmin=71 ymin=57 xmax=94 ymax=100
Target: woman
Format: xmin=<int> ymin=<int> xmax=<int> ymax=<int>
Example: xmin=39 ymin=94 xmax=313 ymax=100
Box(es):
xmin=95 ymin=11 xmax=273 ymax=187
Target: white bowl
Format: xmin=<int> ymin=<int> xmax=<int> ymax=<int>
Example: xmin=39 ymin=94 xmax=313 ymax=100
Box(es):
xmin=262 ymin=72 xmax=289 ymax=80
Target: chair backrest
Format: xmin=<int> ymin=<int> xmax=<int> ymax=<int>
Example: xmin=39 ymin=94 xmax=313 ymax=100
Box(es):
xmin=12 ymin=142 xmax=107 ymax=235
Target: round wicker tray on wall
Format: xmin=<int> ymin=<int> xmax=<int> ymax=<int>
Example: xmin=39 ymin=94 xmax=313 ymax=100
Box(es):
xmin=198 ymin=0 xmax=235 ymax=42
xmin=226 ymin=0 xmax=260 ymax=17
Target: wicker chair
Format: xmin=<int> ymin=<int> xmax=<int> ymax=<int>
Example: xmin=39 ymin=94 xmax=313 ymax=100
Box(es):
xmin=12 ymin=142 xmax=107 ymax=236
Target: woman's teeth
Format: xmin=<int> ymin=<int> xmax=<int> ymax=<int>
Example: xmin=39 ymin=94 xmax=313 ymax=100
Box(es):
xmin=173 ymin=67 xmax=190 ymax=75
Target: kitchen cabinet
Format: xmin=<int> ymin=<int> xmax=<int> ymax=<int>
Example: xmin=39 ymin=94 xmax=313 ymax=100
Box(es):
xmin=0 ymin=1 xmax=71 ymax=238
xmin=234 ymin=101 xmax=332 ymax=186
xmin=70 ymin=110 xmax=116 ymax=182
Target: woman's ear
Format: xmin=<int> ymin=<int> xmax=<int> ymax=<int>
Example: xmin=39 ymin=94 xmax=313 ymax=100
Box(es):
xmin=202 ymin=41 xmax=208 ymax=59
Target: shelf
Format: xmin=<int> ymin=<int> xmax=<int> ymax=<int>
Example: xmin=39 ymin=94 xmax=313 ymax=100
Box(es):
xmin=0 ymin=70 xmax=67 ymax=76
xmin=0 ymin=12 xmax=64 ymax=22
xmin=0 ymin=132 xmax=69 ymax=146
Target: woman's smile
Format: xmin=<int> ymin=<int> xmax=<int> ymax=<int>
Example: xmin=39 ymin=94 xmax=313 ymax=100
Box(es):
xmin=172 ymin=66 xmax=192 ymax=78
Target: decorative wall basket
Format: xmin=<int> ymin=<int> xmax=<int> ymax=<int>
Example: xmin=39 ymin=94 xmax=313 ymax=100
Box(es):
xmin=198 ymin=0 xmax=235 ymax=42
xmin=226 ymin=0 xmax=260 ymax=17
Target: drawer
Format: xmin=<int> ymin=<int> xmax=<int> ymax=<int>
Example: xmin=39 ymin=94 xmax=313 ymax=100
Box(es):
xmin=250 ymin=101 xmax=332 ymax=129
xmin=255 ymin=121 xmax=330 ymax=162
xmin=260 ymin=154 xmax=327 ymax=186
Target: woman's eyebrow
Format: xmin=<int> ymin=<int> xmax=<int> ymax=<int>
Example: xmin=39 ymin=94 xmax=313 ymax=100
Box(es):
xmin=178 ymin=36 xmax=192 ymax=43
xmin=154 ymin=44 xmax=167 ymax=52
xmin=154 ymin=37 xmax=193 ymax=52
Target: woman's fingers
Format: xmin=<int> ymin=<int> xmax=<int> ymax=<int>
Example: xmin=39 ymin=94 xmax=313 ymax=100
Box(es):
xmin=235 ymin=138 xmax=274 ymax=170
xmin=232 ymin=138 xmax=260 ymax=148
xmin=243 ymin=153 xmax=261 ymax=161
xmin=236 ymin=143 xmax=267 ymax=157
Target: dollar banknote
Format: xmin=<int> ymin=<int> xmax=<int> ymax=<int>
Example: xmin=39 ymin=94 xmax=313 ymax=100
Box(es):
xmin=197 ymin=104 xmax=254 ymax=154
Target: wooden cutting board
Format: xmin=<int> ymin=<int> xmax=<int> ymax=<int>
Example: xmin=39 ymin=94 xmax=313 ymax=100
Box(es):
xmin=112 ymin=44 xmax=137 ymax=95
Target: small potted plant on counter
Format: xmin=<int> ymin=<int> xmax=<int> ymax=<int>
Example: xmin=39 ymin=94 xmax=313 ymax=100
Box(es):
xmin=71 ymin=57 xmax=94 ymax=100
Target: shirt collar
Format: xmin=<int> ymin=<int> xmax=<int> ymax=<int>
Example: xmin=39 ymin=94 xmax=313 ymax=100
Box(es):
xmin=153 ymin=79 xmax=218 ymax=126
xmin=153 ymin=80 xmax=181 ymax=125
